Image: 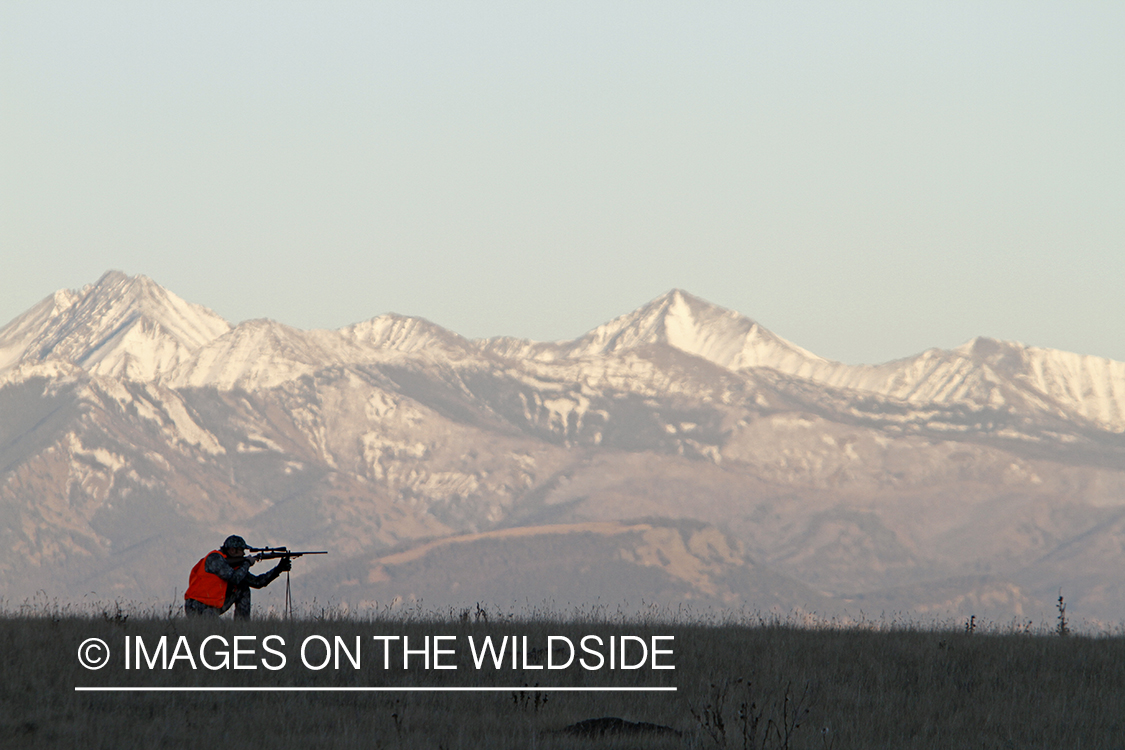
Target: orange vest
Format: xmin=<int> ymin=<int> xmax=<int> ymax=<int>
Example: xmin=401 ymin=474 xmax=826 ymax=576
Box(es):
xmin=184 ymin=550 xmax=230 ymax=607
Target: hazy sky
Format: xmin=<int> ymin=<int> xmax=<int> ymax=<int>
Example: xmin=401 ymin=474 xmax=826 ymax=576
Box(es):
xmin=3 ymin=2 xmax=1122 ymax=365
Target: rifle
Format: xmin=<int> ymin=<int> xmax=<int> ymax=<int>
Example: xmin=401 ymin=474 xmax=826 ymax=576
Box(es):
xmin=245 ymin=546 xmax=328 ymax=618
xmin=246 ymin=546 xmax=328 ymax=563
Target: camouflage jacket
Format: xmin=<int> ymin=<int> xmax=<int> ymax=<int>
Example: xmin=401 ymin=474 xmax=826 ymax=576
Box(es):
xmin=204 ymin=552 xmax=284 ymax=589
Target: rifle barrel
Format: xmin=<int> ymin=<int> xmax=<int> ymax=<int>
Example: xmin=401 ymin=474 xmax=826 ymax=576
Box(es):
xmin=250 ymin=550 xmax=328 ymax=560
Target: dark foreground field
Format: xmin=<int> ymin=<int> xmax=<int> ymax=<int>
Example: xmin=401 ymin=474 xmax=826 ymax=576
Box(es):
xmin=3 ymin=604 xmax=1125 ymax=749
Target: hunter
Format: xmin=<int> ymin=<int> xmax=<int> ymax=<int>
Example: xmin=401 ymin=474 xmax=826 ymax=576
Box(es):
xmin=184 ymin=535 xmax=290 ymax=619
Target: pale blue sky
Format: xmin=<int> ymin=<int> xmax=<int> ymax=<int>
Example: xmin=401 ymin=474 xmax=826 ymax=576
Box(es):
xmin=3 ymin=2 xmax=1122 ymax=365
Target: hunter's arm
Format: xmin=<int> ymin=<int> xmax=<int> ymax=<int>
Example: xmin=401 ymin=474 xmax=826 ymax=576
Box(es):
xmin=203 ymin=551 xmax=251 ymax=586
xmin=245 ymin=564 xmax=285 ymax=589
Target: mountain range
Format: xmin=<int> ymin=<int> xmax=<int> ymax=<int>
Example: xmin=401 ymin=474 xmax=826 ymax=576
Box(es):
xmin=3 ymin=270 xmax=1125 ymax=624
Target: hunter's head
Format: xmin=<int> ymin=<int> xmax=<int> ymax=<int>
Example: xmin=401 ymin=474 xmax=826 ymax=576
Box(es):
xmin=221 ymin=535 xmax=249 ymax=557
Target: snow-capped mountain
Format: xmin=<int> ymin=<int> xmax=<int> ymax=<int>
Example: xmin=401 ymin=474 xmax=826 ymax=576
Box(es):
xmin=0 ymin=271 xmax=231 ymax=382
xmin=4 ymin=271 xmax=1125 ymax=623
xmin=483 ymin=289 xmax=1125 ymax=439
xmin=165 ymin=318 xmax=357 ymax=391
xmin=758 ymin=336 xmax=1125 ymax=435
xmin=0 ymin=289 xmax=81 ymax=372
xmin=340 ymin=313 xmax=479 ymax=361
xmin=480 ymin=289 xmax=825 ymax=373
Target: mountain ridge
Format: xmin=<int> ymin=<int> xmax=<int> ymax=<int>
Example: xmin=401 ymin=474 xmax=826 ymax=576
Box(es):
xmin=4 ymin=272 xmax=1125 ymax=621
xmin=7 ymin=274 xmax=1125 ymax=434
xmin=0 ymin=271 xmax=232 ymax=382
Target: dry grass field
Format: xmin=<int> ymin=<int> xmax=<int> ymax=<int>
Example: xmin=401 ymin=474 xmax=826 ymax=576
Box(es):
xmin=4 ymin=600 xmax=1125 ymax=749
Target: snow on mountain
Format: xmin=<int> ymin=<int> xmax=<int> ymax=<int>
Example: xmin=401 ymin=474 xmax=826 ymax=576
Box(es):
xmin=7 ymin=271 xmax=1125 ymax=620
xmin=572 ymin=289 xmax=827 ymax=369
xmin=479 ymin=290 xmax=826 ymax=374
xmin=0 ymin=271 xmax=231 ymax=382
xmin=339 ymin=313 xmax=478 ymax=361
xmin=167 ymin=314 xmax=482 ymax=391
xmin=166 ymin=319 xmax=355 ymax=390
xmin=8 ymin=274 xmax=1125 ymax=434
xmin=475 ymin=290 xmax=1125 ymax=433
xmin=791 ymin=337 xmax=1125 ymax=433
xmin=0 ymin=289 xmax=81 ymax=372
xmin=544 ymin=290 xmax=1125 ymax=434
xmin=953 ymin=338 xmax=1125 ymax=431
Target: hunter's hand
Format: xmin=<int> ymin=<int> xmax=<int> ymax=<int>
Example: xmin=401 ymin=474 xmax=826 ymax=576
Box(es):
xmin=277 ymin=557 xmax=292 ymax=573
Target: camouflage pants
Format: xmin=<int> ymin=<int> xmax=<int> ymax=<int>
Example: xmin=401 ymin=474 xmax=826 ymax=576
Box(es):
xmin=184 ymin=586 xmax=253 ymax=619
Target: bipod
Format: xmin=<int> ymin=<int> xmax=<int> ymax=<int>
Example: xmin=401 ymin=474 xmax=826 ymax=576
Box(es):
xmin=285 ymin=570 xmax=292 ymax=619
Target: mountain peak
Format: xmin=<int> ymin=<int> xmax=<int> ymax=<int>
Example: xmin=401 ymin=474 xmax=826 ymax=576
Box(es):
xmin=81 ymin=270 xmax=168 ymax=307
xmin=563 ymin=289 xmax=825 ymax=372
xmin=0 ymin=270 xmax=231 ymax=381
xmin=166 ymin=317 xmax=343 ymax=390
xmin=340 ymin=313 xmax=475 ymax=359
xmin=655 ymin=287 xmax=710 ymax=308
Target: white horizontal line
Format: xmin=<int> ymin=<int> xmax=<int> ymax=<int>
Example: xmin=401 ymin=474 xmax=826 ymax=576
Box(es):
xmin=75 ymin=686 xmax=676 ymax=693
